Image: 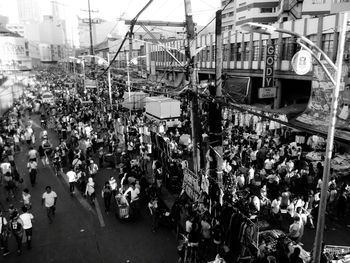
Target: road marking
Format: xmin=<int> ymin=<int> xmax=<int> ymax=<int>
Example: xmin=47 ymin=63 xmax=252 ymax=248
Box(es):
xmin=94 ymin=198 xmax=106 ymax=227
xmin=29 ymin=116 xmax=105 ymax=227
xmin=57 ymin=170 xmax=97 ymax=216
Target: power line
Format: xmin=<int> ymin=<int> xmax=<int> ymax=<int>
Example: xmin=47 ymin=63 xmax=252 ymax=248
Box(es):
xmin=196 ymin=0 xmax=233 ymax=36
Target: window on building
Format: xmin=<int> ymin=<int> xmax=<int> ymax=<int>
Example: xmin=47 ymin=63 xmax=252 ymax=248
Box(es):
xmin=222 ymin=26 xmax=226 ymax=32
xmin=239 ymin=2 xmax=246 ymax=7
xmin=312 ymin=0 xmax=326 ymax=4
xmin=230 ymin=43 xmax=235 ymax=61
xmin=206 ymin=46 xmax=210 ymax=61
xmin=228 ymin=12 xmax=234 ymax=17
xmin=260 ymin=7 xmax=275 ymax=13
xmin=222 ymin=0 xmax=227 ymax=6
xmin=211 ymin=45 xmax=216 ymax=61
xmin=236 ymin=43 xmax=242 ymax=61
xmin=281 ymin=38 xmax=297 ymax=60
xmin=222 ymin=14 xmax=226 ymax=19
xmin=238 ymin=16 xmax=246 ymax=20
xmin=228 ymin=25 xmax=233 ymax=30
xmin=322 ymin=33 xmax=334 ymax=58
xmin=252 ymin=41 xmax=259 ymax=61
xmin=243 ymin=43 xmax=250 ymax=61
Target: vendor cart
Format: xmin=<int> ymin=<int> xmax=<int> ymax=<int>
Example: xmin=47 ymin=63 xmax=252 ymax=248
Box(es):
xmin=116 ymin=195 xmax=129 ymax=219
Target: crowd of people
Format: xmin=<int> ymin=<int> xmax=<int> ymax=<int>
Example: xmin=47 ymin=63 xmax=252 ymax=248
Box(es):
xmin=1 ymin=67 xmax=350 ymax=263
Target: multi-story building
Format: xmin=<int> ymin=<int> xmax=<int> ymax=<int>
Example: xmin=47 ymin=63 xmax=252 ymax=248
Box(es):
xmin=17 ymin=0 xmax=41 ymax=23
xmin=301 ymin=0 xmax=332 ymax=17
xmin=149 ymin=12 xmax=349 ymax=109
xmin=0 ymin=25 xmax=32 ymax=70
xmin=221 ymin=0 xmax=280 ymax=32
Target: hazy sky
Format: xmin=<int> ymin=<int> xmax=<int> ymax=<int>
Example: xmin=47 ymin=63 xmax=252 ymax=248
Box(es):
xmin=0 ymin=0 xmax=220 ymax=46
xmin=0 ymin=0 xmax=221 ymax=26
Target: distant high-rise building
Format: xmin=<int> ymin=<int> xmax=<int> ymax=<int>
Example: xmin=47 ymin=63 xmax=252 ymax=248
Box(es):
xmin=17 ymin=0 xmax=41 ymax=22
xmin=221 ymin=0 xmax=280 ymax=31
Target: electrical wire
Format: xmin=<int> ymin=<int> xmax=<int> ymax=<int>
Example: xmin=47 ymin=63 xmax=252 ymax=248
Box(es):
xmin=96 ymin=0 xmax=154 ymax=79
xmin=196 ymin=0 xmax=234 ymax=36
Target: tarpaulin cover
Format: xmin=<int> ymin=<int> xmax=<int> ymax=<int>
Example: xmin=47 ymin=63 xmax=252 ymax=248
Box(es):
xmin=223 ymin=76 xmax=250 ymax=103
xmin=295 ymin=62 xmax=350 ymax=141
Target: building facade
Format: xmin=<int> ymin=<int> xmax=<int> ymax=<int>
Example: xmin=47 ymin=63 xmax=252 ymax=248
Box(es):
xmin=221 ymin=0 xmax=280 ymax=32
xmin=149 ymin=13 xmax=349 ymax=110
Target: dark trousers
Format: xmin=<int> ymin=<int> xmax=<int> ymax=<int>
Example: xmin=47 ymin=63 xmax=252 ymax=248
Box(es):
xmin=104 ymin=196 xmax=111 ymax=212
xmin=14 ymin=233 xmax=23 ymax=251
xmin=29 ymin=170 xmax=37 ymax=186
xmin=69 ymin=182 xmax=75 ymax=193
xmin=0 ymin=233 xmax=9 ymax=253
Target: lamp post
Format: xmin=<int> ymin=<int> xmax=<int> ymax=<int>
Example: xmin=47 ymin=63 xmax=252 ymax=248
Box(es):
xmin=79 ymin=54 xmax=112 ymax=107
xmin=242 ymin=14 xmax=348 ymax=263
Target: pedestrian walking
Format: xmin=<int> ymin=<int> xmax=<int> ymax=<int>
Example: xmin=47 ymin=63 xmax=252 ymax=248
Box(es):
xmin=22 ymin=188 xmax=32 ymax=209
xmin=0 ymin=210 xmax=10 ymax=256
xmin=148 ymin=197 xmax=159 ymax=232
xmin=27 ymin=146 xmax=38 ymax=162
xmin=19 ymin=206 xmax=34 ymax=250
xmin=9 ymin=211 xmax=24 ymax=254
xmin=41 ymin=186 xmax=57 ymax=224
xmin=66 ymin=169 xmax=77 ymax=195
xmin=27 ymin=159 xmax=38 ymax=187
xmin=85 ymin=177 xmax=95 ymax=205
xmin=101 ymin=182 xmax=112 ymax=213
xmin=4 ymin=172 xmax=15 ymax=201
xmin=88 ymin=160 xmax=98 ymax=179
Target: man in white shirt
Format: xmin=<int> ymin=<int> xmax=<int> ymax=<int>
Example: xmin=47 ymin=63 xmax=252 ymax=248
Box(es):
xmin=27 ymin=147 xmax=38 ymax=162
xmin=27 ymin=159 xmax=38 ymax=187
xmin=0 ymin=160 xmax=11 ymax=185
xmin=66 ymin=170 xmax=77 ymax=195
xmin=124 ymin=183 xmax=140 ymax=217
xmin=88 ymin=160 xmax=98 ymax=179
xmin=42 ymin=186 xmax=57 ymax=224
xmin=19 ymin=206 xmax=34 ymax=249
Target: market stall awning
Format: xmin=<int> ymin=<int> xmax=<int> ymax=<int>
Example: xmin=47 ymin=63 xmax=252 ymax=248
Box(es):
xmin=223 ymin=76 xmax=250 ymax=104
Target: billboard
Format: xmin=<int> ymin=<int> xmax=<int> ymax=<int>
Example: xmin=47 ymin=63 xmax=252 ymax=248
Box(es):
xmin=296 ymin=61 xmax=350 ymax=140
xmin=0 ymin=36 xmax=31 ymax=70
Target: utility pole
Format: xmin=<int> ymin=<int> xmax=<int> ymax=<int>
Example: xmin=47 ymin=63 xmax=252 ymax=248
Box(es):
xmin=87 ymin=0 xmax=94 ymax=56
xmin=184 ymin=0 xmax=200 ymax=175
xmin=208 ymin=10 xmax=223 ymax=187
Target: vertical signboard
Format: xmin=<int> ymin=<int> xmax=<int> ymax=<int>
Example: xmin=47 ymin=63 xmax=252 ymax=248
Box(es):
xmin=259 ymin=44 xmax=276 ymax=98
xmin=263 ymin=44 xmax=275 ymax=88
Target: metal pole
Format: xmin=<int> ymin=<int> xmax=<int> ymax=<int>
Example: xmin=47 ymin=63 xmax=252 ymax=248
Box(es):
xmin=313 ymin=11 xmax=348 ymax=263
xmin=213 ymin=9 xmax=223 ymax=187
xmin=184 ymin=0 xmax=200 ymax=175
xmin=126 ymin=52 xmax=131 ymax=118
xmin=107 ymin=53 xmax=112 ymax=108
xmin=82 ymin=59 xmax=86 ymax=94
xmin=87 ymin=0 xmax=94 ymax=56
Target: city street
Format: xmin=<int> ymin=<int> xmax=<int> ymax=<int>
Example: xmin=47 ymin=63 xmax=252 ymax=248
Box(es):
xmin=0 ymin=113 xmax=178 ymax=263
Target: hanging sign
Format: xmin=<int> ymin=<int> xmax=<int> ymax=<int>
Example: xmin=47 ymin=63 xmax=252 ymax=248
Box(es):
xmin=182 ymin=168 xmax=200 ymax=200
xmin=291 ymin=50 xmax=312 ymax=75
xmin=263 ymin=44 xmax=275 ymax=88
xmin=258 ymin=87 xmax=276 ymax=99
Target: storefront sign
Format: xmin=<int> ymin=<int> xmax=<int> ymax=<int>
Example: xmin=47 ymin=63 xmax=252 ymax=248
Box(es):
xmin=258 ymin=87 xmax=276 ymax=99
xmin=182 ymin=168 xmax=200 ymax=200
xmin=291 ymin=50 xmax=312 ymax=75
xmin=263 ymin=44 xmax=275 ymax=88
xmin=331 ymin=0 xmax=350 ymax=13
xmin=85 ymin=79 xmax=97 ymax=89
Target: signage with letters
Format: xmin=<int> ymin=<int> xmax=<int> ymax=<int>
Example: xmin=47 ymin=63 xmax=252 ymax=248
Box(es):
xmin=263 ymin=44 xmax=275 ymax=88
xmin=258 ymin=87 xmax=276 ymax=99
xmin=291 ymin=50 xmax=312 ymax=75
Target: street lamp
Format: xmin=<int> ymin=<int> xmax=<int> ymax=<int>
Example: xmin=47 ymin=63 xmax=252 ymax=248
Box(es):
xmin=242 ymin=14 xmax=348 ymax=263
xmin=79 ymin=54 xmax=113 ymax=107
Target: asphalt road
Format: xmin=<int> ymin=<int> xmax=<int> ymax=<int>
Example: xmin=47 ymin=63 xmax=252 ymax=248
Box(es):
xmin=0 ymin=113 xmax=178 ymax=263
